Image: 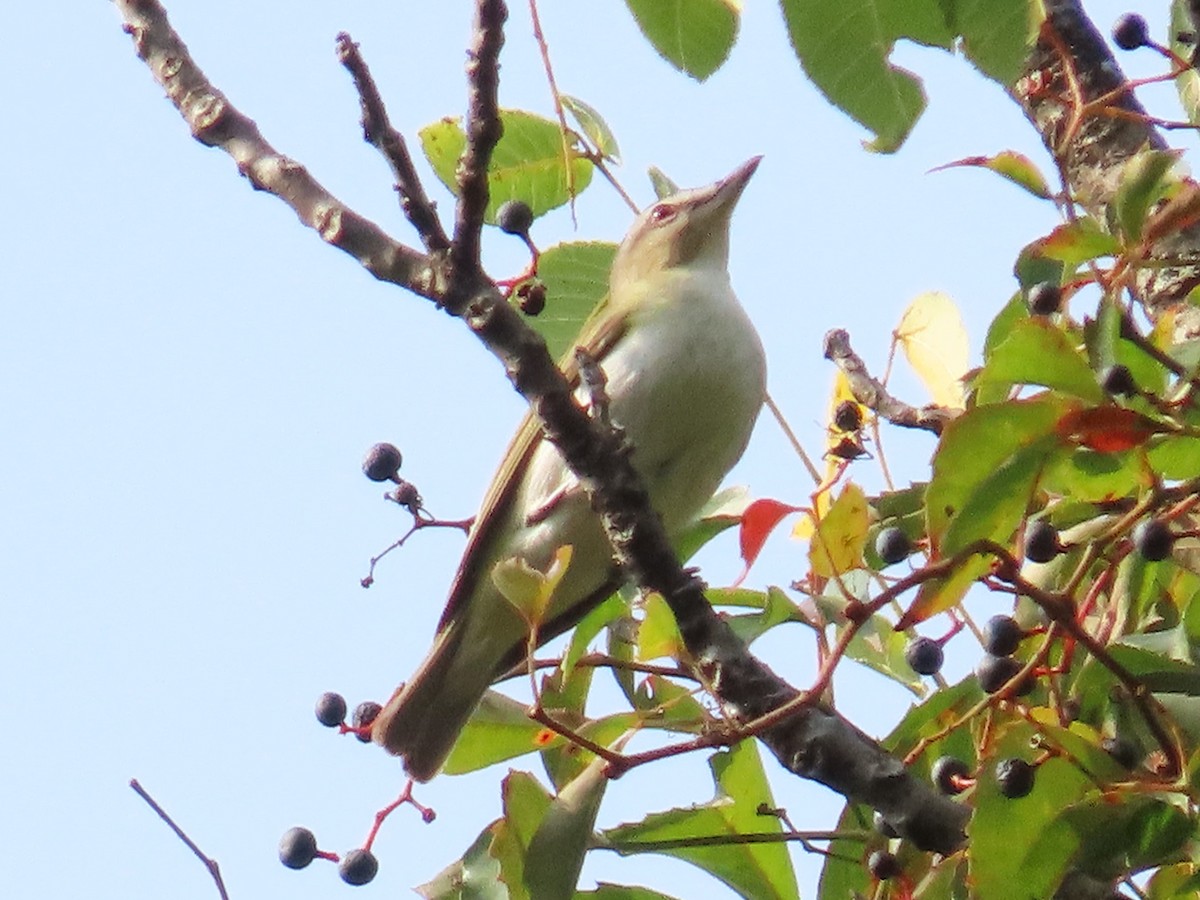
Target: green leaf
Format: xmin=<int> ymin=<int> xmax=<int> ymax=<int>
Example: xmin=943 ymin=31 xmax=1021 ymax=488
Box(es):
xmin=1173 ymin=0 xmax=1200 ymax=126
xmin=926 ymin=396 xmax=1064 ymax=549
xmin=563 ymin=592 xmax=629 ymax=680
xmin=974 ymin=756 xmax=1092 ymax=898
xmin=632 ymin=675 xmax=711 ymax=732
xmin=674 ymin=485 xmax=752 ymax=563
xmin=931 ymin=150 xmax=1052 ymax=200
xmin=637 ymin=593 xmax=683 ymax=662
xmin=417 ymin=824 xmax=508 ymax=900
xmin=977 ymin=318 xmax=1107 ymax=403
xmin=1114 ymin=149 xmax=1182 ymax=242
xmin=1148 ymin=435 xmax=1200 ymax=480
xmin=951 ymin=0 xmax=1042 ymax=86
xmin=1033 ymin=218 xmax=1123 ymax=265
xmin=623 ymin=0 xmax=739 ymax=81
xmin=1042 ymin=447 xmax=1147 ymax=505
xmin=779 ymin=0 xmax=953 ymax=152
xmin=419 ymin=110 xmax=594 ymax=220
xmin=1059 ymin=792 xmax=1193 ymax=876
xmin=966 ymin=714 xmax=1094 ymax=900
xmin=444 ymin=691 xmax=548 ymax=775
xmin=716 ymin=586 xmax=798 ymax=646
xmin=602 ymin=741 xmax=800 ymax=900
xmin=542 ymin=713 xmax=641 ymax=790
xmin=525 ymin=760 xmax=608 ymax=899
xmin=533 ymin=241 xmax=617 ymax=362
xmin=907 ymin=398 xmax=1063 ymax=623
xmin=577 ymin=885 xmax=683 ymax=900
xmin=561 ymin=95 xmax=621 ymax=162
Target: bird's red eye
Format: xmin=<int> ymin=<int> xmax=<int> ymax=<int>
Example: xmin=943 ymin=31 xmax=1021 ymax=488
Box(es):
xmin=649 ymin=203 xmax=677 ymax=224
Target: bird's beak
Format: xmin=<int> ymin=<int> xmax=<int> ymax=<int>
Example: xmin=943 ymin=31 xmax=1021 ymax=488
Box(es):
xmin=669 ymin=156 xmax=761 ymax=265
xmin=693 ymin=156 xmax=762 ymax=219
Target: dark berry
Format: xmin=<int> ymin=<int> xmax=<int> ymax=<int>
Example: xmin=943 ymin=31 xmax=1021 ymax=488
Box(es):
xmin=905 ymin=636 xmax=945 ymax=676
xmin=867 ymin=849 xmax=901 ymax=881
xmin=279 ymin=826 xmax=318 ymax=870
xmin=1025 ymin=519 xmax=1060 ymax=563
xmin=1133 ymin=518 xmax=1174 ymax=562
xmin=352 ymin=701 xmax=382 ymax=743
xmin=931 ymin=755 xmax=972 ymax=795
xmin=518 ymin=281 xmax=547 ymax=316
xmin=362 ymin=442 xmax=403 ymax=483
xmin=982 ymin=615 xmax=1023 ymax=657
xmin=1027 ymin=281 xmax=1062 ymax=316
xmin=1099 ymin=364 xmax=1137 ymax=396
xmin=873 ymin=811 xmax=899 ymax=838
xmin=976 ymin=654 xmax=1035 ymax=696
xmin=496 ymin=199 xmax=534 ymax=236
xmin=833 ymin=400 xmax=863 ymax=432
xmin=1112 ymin=13 xmax=1150 ymax=51
xmin=339 ymin=848 xmax=379 ymax=886
xmin=315 ymin=692 xmax=348 ymax=728
xmin=875 ymin=526 xmax=912 ymax=566
xmin=995 ymin=757 xmax=1036 ymax=798
xmin=1102 ymin=735 xmax=1140 ymax=770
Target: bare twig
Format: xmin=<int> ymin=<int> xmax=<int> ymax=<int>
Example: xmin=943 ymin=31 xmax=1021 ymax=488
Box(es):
xmin=823 ymin=329 xmax=956 ymax=435
xmin=335 ymin=33 xmax=451 ymax=253
xmin=447 ymin=0 xmax=507 ymax=304
xmin=528 ymin=0 xmax=579 ymax=224
xmin=115 ymin=1 xmax=438 ymax=297
xmin=130 ymin=780 xmax=229 ymax=900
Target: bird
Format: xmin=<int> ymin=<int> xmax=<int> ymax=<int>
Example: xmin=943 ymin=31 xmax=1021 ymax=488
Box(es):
xmin=372 ymin=157 xmax=768 ymax=781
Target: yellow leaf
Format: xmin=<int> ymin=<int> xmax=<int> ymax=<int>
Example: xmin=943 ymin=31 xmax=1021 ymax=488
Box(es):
xmin=895 ymin=292 xmax=969 ymax=410
xmin=808 ymin=483 xmax=869 ymax=578
xmin=792 ymin=498 xmax=825 ymax=541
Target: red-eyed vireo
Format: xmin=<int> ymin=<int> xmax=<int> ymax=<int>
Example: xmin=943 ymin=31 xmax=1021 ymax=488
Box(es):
xmin=373 ymin=158 xmax=767 ymax=781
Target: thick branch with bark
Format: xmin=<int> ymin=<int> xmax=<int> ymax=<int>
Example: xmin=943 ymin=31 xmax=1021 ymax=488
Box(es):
xmin=1015 ymin=0 xmax=1200 ymax=336
xmin=114 ymin=0 xmax=969 ymax=857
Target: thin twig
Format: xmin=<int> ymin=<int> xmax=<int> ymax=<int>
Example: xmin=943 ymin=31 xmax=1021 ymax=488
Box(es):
xmin=528 ymin=0 xmax=579 ymax=226
xmin=130 ymin=780 xmax=229 ymax=900
xmin=335 ymin=33 xmax=451 ymax=253
xmin=764 ymin=392 xmax=820 ymax=483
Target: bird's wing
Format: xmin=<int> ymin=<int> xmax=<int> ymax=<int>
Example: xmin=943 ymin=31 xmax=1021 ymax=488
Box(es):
xmin=436 ymin=295 xmax=629 ymax=630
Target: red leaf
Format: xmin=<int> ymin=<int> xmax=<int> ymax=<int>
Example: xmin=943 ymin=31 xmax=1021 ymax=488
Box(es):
xmin=737 ymin=498 xmax=803 ymax=581
xmin=1055 ymin=406 xmax=1159 ymax=452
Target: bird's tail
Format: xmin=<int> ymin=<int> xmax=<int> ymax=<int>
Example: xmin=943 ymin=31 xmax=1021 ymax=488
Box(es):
xmin=371 ymin=622 xmax=502 ymax=782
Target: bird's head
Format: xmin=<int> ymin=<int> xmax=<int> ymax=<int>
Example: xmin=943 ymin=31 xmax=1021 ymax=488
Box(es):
xmin=610 ymin=156 xmax=761 ymax=298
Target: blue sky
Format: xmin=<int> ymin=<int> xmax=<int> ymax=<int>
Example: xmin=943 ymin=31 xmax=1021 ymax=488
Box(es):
xmin=1 ymin=1 xmax=1175 ymax=897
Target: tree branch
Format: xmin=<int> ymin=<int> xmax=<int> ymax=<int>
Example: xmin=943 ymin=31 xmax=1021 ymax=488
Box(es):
xmin=114 ymin=0 xmax=968 ymax=856
xmin=447 ymin=0 xmax=506 ymax=309
xmin=823 ymin=329 xmax=955 ymax=435
xmin=115 ymin=0 xmax=440 ymax=298
xmin=1014 ymin=0 xmax=1200 ymax=336
xmin=335 ymin=32 xmax=451 ymax=254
